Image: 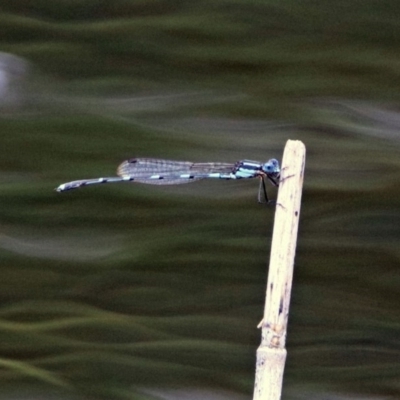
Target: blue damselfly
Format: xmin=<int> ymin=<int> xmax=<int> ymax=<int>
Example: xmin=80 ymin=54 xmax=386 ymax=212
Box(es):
xmin=56 ymin=158 xmax=280 ymax=203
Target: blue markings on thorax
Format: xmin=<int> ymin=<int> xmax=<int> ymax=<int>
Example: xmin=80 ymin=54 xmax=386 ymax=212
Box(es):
xmin=234 ymin=160 xmax=262 ymax=179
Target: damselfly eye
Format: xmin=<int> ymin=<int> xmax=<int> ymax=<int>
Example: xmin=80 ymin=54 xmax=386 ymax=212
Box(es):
xmin=262 ymin=159 xmax=280 ymax=174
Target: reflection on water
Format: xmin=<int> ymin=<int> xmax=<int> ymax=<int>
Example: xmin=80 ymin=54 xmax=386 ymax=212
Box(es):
xmin=0 ymin=230 xmax=123 ymax=261
xmin=0 ymin=97 xmax=399 ymax=400
xmin=0 ymin=52 xmax=29 ymax=109
xmin=1 ymin=2 xmax=400 ymax=398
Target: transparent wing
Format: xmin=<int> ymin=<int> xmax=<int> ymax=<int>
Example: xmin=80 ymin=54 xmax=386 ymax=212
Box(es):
xmin=117 ymin=158 xmax=235 ymax=185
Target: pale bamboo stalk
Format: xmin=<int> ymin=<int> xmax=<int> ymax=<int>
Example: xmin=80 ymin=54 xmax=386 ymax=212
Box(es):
xmin=253 ymin=140 xmax=306 ymax=400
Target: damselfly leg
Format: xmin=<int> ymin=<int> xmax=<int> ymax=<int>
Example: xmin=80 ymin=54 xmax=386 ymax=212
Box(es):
xmin=258 ymin=176 xmax=277 ymax=205
xmin=258 ymin=174 xmax=279 ymax=205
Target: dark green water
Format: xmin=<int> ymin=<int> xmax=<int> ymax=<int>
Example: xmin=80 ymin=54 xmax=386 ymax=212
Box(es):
xmin=0 ymin=1 xmax=399 ymax=399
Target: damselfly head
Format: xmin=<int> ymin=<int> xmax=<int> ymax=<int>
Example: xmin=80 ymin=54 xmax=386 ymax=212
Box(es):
xmin=261 ymin=159 xmax=280 ymax=177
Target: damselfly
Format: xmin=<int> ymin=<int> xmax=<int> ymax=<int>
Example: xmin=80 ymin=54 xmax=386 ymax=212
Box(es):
xmin=56 ymin=158 xmax=280 ymax=203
